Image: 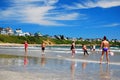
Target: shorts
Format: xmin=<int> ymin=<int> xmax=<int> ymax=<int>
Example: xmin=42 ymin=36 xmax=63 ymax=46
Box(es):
xmin=103 ymin=48 xmax=108 ymax=52
xmin=42 ymin=47 xmax=45 ymax=51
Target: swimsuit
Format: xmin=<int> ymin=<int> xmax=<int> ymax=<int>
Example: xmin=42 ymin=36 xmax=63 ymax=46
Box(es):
xmin=24 ymin=43 xmax=28 ymax=48
xmin=71 ymin=45 xmax=75 ymax=50
xmin=42 ymin=47 xmax=45 ymax=50
xmin=103 ymin=47 xmax=108 ymax=52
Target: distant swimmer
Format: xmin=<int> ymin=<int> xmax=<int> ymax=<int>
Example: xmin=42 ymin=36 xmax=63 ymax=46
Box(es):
xmin=71 ymin=41 xmax=76 ymax=57
xmin=82 ymin=44 xmax=89 ymax=56
xmin=100 ymin=36 xmax=110 ymax=64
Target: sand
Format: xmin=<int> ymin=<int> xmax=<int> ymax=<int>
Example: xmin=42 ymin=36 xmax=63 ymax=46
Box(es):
xmin=0 ymin=46 xmax=120 ymax=80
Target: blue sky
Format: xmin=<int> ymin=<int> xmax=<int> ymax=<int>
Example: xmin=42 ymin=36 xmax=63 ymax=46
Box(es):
xmin=0 ymin=0 xmax=120 ymax=40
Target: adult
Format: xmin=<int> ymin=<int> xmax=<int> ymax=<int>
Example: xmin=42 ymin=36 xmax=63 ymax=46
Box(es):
xmin=82 ymin=44 xmax=89 ymax=55
xmin=41 ymin=42 xmax=46 ymax=55
xmin=24 ymin=41 xmax=28 ymax=53
xmin=71 ymin=41 xmax=76 ymax=57
xmin=100 ymin=36 xmax=110 ymax=64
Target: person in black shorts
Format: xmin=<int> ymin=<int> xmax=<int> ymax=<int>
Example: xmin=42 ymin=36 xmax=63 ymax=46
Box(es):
xmin=82 ymin=44 xmax=89 ymax=56
xmin=41 ymin=42 xmax=46 ymax=55
xmin=71 ymin=41 xmax=76 ymax=57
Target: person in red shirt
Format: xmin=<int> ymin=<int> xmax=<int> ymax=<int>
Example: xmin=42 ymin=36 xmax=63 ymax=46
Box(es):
xmin=24 ymin=41 xmax=28 ymax=53
xmin=24 ymin=41 xmax=28 ymax=66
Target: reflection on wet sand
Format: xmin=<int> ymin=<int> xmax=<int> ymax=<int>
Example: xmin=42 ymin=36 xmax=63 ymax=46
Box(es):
xmin=40 ymin=55 xmax=46 ymax=67
xmin=82 ymin=56 xmax=87 ymax=71
xmin=99 ymin=64 xmax=111 ymax=80
xmin=70 ymin=61 xmax=77 ymax=80
xmin=24 ymin=51 xmax=28 ymax=66
xmin=24 ymin=56 xmax=28 ymax=66
xmin=82 ymin=62 xmax=87 ymax=70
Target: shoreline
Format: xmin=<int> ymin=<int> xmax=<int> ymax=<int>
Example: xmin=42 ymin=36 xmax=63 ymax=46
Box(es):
xmin=0 ymin=43 xmax=83 ymax=47
xmin=0 ymin=43 xmax=119 ymax=48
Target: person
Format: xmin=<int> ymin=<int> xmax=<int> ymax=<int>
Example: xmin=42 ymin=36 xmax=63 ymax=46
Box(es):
xmin=93 ymin=45 xmax=96 ymax=51
xmin=41 ymin=41 xmax=46 ymax=55
xmin=100 ymin=36 xmax=110 ymax=64
xmin=71 ymin=41 xmax=76 ymax=57
xmin=24 ymin=41 xmax=28 ymax=66
xmin=24 ymin=41 xmax=28 ymax=54
xmin=82 ymin=44 xmax=89 ymax=55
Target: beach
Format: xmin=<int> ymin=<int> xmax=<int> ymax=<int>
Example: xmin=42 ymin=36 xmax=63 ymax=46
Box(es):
xmin=0 ymin=45 xmax=120 ymax=80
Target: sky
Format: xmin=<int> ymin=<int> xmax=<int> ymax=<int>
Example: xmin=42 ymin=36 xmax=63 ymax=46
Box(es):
xmin=0 ymin=0 xmax=120 ymax=40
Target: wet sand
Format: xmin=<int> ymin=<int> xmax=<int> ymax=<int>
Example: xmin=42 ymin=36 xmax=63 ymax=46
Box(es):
xmin=0 ymin=47 xmax=120 ymax=80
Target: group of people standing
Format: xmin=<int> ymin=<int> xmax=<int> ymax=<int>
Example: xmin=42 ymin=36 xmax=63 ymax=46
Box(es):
xmin=24 ymin=41 xmax=46 ymax=55
xmin=24 ymin=41 xmax=46 ymax=65
xmin=71 ymin=36 xmax=110 ymax=64
xmin=24 ymin=36 xmax=110 ymax=64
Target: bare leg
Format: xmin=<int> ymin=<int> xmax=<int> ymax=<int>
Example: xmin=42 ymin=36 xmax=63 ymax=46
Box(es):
xmin=42 ymin=50 xmax=45 ymax=56
xmin=84 ymin=51 xmax=85 ymax=55
xmin=72 ymin=49 xmax=75 ymax=57
xmin=86 ymin=50 xmax=89 ymax=55
xmin=25 ymin=48 xmax=28 ymax=57
xmin=100 ymin=51 xmax=104 ymax=64
xmin=106 ymin=51 xmax=110 ymax=64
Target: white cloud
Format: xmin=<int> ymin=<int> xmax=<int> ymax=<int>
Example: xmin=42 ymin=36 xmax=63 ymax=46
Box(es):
xmin=0 ymin=0 xmax=69 ymax=26
xmin=45 ymin=0 xmax=59 ymax=5
xmin=65 ymin=0 xmax=120 ymax=9
xmin=11 ymin=0 xmax=58 ymax=6
xmin=20 ymin=6 xmax=62 ymax=26
xmin=103 ymin=23 xmax=120 ymax=27
xmin=46 ymin=13 xmax=80 ymax=20
xmin=97 ymin=0 xmax=120 ymax=8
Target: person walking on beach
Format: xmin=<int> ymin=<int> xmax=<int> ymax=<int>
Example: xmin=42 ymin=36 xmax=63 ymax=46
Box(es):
xmin=41 ymin=41 xmax=46 ymax=55
xmin=100 ymin=36 xmax=110 ymax=64
xmin=24 ymin=41 xmax=28 ymax=66
xmin=82 ymin=44 xmax=89 ymax=56
xmin=24 ymin=41 xmax=28 ymax=54
xmin=71 ymin=41 xmax=76 ymax=57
